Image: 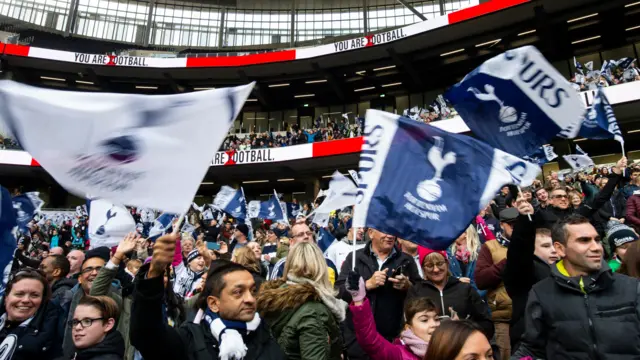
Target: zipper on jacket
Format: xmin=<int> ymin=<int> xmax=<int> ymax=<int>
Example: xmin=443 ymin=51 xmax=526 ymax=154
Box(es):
xmin=439 ymin=290 xmax=446 ymax=316
xmin=584 ymin=294 xmax=599 ymax=359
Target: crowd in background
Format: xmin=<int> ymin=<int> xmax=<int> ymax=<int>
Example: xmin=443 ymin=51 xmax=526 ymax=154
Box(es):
xmin=4 ymin=154 xmax=640 ymax=360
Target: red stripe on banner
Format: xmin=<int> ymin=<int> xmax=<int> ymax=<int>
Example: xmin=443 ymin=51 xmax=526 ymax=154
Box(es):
xmin=313 ymin=137 xmax=363 ymax=158
xmin=0 ymin=43 xmax=5 ymax=54
xmin=4 ymin=43 xmax=30 ymax=57
xmin=30 ymin=158 xmax=40 ymax=167
xmin=186 ymin=50 xmax=296 ymax=68
xmin=448 ymin=0 xmax=529 ymax=24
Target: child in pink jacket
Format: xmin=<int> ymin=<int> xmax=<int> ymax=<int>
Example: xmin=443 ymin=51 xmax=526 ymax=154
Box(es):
xmin=347 ymin=272 xmax=441 ymax=360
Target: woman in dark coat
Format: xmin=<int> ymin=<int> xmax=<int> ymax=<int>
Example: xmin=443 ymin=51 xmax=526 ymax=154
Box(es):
xmin=0 ymin=268 xmax=63 ymax=360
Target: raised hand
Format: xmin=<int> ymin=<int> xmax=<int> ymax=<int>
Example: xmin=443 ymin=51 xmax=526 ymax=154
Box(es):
xmin=149 ymin=234 xmax=178 ymax=278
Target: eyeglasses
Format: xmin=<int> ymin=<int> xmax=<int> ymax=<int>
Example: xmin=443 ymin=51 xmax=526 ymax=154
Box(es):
xmin=81 ymin=266 xmax=103 ymax=275
xmin=68 ymin=318 xmax=104 ymax=329
xmin=552 ymin=194 xmax=568 ymax=199
xmin=293 ymin=231 xmax=314 ymax=239
xmin=423 ymin=261 xmax=447 ymax=270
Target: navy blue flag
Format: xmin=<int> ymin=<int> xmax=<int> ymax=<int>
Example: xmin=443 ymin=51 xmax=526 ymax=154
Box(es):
xmin=12 ymin=192 xmax=43 ymax=233
xmin=0 ymin=186 xmax=17 ymax=301
xmin=353 ymin=110 xmax=540 ymax=250
xmin=148 ymin=213 xmax=177 ymax=241
xmin=213 ymin=186 xmax=247 ymax=221
xmin=317 ymin=227 xmax=336 ymax=253
xmin=444 ymin=46 xmax=584 ymax=157
xmin=248 ymin=194 xmax=286 ymax=221
xmin=285 ymin=202 xmax=301 ymax=219
xmin=523 ymin=144 xmax=558 ymax=166
xmin=578 ymin=88 xmax=624 ymax=145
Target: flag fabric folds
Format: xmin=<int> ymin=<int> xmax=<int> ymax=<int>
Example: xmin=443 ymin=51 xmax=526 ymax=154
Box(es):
xmin=0 ymin=80 xmax=254 ymax=214
xmin=444 ymin=46 xmax=584 ymax=157
xmin=148 ymin=213 xmax=177 ymax=241
xmin=88 ymin=199 xmax=136 ymax=249
xmin=353 ymin=110 xmax=540 ymax=250
xmin=285 ymin=202 xmax=301 ymax=219
xmin=317 ymin=227 xmax=336 ymax=253
xmin=247 ymin=192 xmax=286 ymax=221
xmin=313 ymin=171 xmax=358 ymax=215
xmin=12 ymin=192 xmax=43 ymax=233
xmin=0 ymin=186 xmax=17 ymax=301
xmin=576 ymin=144 xmax=587 ymax=155
xmin=563 ymin=154 xmax=595 ymax=172
xmin=523 ymin=144 xmax=558 ymax=166
xmin=213 ymin=186 xmax=247 ymax=221
xmin=578 ymin=88 xmax=624 ymax=145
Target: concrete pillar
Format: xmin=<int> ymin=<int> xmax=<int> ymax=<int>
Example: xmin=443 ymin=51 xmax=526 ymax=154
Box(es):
xmin=363 ymin=0 xmax=368 ymax=34
xmin=143 ymin=0 xmax=155 ymax=46
xmin=218 ymin=8 xmax=226 ymax=48
xmin=290 ymin=0 xmax=295 ymax=47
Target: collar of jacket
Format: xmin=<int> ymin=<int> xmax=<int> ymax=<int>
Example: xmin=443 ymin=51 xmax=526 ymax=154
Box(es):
xmin=550 ymin=259 xmax=613 ymax=294
xmin=364 ymin=241 xmax=398 ymax=261
xmin=421 ymin=276 xmax=460 ymax=291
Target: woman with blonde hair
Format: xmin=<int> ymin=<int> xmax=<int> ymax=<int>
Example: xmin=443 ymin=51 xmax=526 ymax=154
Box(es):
xmin=447 ymin=225 xmax=482 ymax=292
xmin=258 ymin=242 xmax=345 ymax=360
xmin=233 ymin=246 xmax=266 ymax=289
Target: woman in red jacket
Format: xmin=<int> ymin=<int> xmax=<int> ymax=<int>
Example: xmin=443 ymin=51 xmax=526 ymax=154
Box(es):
xmin=346 ymin=272 xmax=441 ymax=360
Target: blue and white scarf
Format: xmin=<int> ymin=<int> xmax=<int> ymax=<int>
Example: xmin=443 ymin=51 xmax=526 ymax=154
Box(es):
xmin=0 ymin=313 xmax=34 ymax=360
xmin=195 ymin=308 xmax=261 ymax=360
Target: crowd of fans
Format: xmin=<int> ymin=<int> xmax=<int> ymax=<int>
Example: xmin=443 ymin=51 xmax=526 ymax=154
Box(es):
xmin=570 ymin=57 xmax=640 ymax=91
xmin=4 ymin=154 xmax=640 ymax=360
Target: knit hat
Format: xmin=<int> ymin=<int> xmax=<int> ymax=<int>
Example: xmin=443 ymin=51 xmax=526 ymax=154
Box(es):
xmin=83 ymin=246 xmax=110 ymax=265
xmin=236 ymin=223 xmax=249 ymax=238
xmin=186 ymin=249 xmax=201 ymax=264
xmin=418 ymin=246 xmax=447 ymax=267
xmin=606 ymin=223 xmax=639 ymax=251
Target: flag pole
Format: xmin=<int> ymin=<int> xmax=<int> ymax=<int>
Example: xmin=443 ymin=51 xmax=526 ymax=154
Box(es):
xmin=351 ymin=207 xmax=357 ymax=270
xmin=172 ymin=214 xmax=185 ymax=235
xmin=517 ymin=186 xmax=532 ymax=221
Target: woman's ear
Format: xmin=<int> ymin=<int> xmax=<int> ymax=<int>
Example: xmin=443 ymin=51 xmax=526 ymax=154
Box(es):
xmin=104 ymin=318 xmax=116 ymax=333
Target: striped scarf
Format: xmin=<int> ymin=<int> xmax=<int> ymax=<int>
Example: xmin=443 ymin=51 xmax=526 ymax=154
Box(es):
xmin=196 ymin=308 xmax=261 ymax=360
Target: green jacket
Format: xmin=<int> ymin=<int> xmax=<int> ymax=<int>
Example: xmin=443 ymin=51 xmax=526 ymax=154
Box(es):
xmin=257 ymin=279 xmax=344 ymax=360
xmin=90 ymin=264 xmax=133 ymax=360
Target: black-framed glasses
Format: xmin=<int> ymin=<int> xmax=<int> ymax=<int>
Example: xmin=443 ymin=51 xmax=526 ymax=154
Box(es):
xmin=81 ymin=266 xmax=103 ymax=275
xmin=68 ymin=318 xmax=104 ymax=329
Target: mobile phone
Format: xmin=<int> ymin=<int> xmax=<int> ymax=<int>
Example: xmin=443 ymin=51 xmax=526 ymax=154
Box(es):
xmin=391 ymin=264 xmax=406 ymax=278
xmin=207 ymin=242 xmax=221 ymax=251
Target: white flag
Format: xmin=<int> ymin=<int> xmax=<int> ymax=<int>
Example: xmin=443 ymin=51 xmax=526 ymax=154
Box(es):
xmin=575 ymin=144 xmax=587 ymax=155
xmin=314 ymin=171 xmax=357 ymax=214
xmin=543 ymin=144 xmax=558 ymax=161
xmin=312 ymin=211 xmax=331 ymax=227
xmin=563 ymin=154 xmax=594 ymax=172
xmin=0 ymin=80 xmax=254 ymax=214
xmin=348 ymin=170 xmax=360 ymax=185
xmin=88 ymin=199 xmax=136 ymax=249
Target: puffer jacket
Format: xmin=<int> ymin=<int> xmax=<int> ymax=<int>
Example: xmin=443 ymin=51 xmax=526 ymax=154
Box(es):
xmin=0 ymin=301 xmax=63 ymax=360
xmin=350 ymin=298 xmax=423 ymax=360
xmin=51 ymin=277 xmax=77 ymax=308
xmin=72 ymin=331 xmax=125 ymax=360
xmin=511 ymin=261 xmax=640 ymax=360
xmin=257 ymin=279 xmax=344 ymax=360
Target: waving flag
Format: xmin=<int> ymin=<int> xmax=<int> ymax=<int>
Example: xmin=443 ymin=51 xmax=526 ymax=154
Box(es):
xmin=213 ymin=186 xmax=247 ymax=221
xmin=0 ymin=80 xmax=254 ymax=214
xmin=353 ymin=110 xmax=540 ymax=250
xmin=88 ymin=199 xmax=136 ymax=249
xmin=318 ymin=227 xmax=336 ymax=253
xmin=0 ymin=186 xmax=17 ymax=302
xmin=444 ymin=46 xmax=584 ymax=157
xmin=285 ymin=202 xmax=301 ymax=219
xmin=348 ymin=170 xmax=360 ymax=185
xmin=247 ymin=192 xmax=286 ymax=221
xmin=523 ymin=144 xmax=557 ymax=166
xmin=12 ymin=192 xmax=43 ymax=233
xmin=578 ymin=88 xmax=624 ymax=145
xmin=314 ymin=171 xmax=358 ymax=215
xmin=563 ymin=154 xmax=595 ymax=172
xmin=148 ymin=213 xmax=177 ymax=241
xmin=202 ymin=207 xmax=214 ymax=221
